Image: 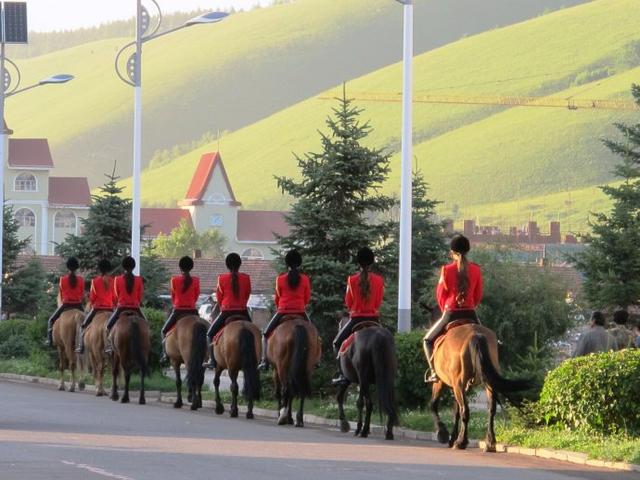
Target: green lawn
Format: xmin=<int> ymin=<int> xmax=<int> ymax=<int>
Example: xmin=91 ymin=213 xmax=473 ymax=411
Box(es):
xmin=116 ymin=0 xmax=640 ymax=232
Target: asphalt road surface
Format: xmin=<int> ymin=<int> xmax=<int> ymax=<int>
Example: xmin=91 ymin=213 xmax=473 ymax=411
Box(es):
xmin=0 ymin=380 xmax=633 ymax=480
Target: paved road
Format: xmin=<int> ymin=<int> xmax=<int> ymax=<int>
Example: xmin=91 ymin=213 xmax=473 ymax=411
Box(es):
xmin=0 ymin=380 xmax=633 ymax=480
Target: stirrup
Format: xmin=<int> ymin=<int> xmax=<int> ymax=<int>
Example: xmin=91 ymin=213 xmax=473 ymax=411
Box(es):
xmin=258 ymin=360 xmax=270 ymax=371
xmin=424 ymin=370 xmax=439 ymax=384
xmin=331 ymin=374 xmax=349 ymax=387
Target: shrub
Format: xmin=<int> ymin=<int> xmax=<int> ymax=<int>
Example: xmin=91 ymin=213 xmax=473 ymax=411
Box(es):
xmin=0 ymin=334 xmax=31 ymax=358
xmin=395 ymin=330 xmax=429 ymax=409
xmin=538 ymin=349 xmax=640 ymax=435
xmin=142 ymin=307 xmax=166 ymax=372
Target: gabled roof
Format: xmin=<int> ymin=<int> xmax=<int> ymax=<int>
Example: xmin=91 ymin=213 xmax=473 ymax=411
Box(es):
xmin=48 ymin=177 xmax=91 ymax=206
xmin=236 ymin=210 xmax=290 ymax=243
xmin=179 ymin=152 xmax=241 ymax=207
xmin=141 ymin=208 xmax=193 ymax=237
xmin=8 ymin=138 xmax=54 ymax=169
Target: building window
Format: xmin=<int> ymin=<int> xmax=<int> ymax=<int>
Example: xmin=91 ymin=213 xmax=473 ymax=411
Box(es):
xmin=55 ymin=211 xmax=76 ymax=229
xmin=15 ymin=208 xmax=35 ymax=227
xmin=14 ymin=173 xmax=37 ymax=192
xmin=210 ymin=214 xmax=223 ymax=227
xmin=206 ymin=193 xmax=227 ymax=205
xmin=241 ymin=248 xmax=264 ymax=260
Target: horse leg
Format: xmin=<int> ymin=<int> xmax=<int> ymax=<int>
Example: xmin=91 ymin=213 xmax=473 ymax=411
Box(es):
xmin=360 ymin=384 xmax=373 ymax=438
xmin=229 ymin=370 xmax=239 ymax=418
xmin=295 ymin=396 xmax=305 ymax=428
xmin=287 ymin=394 xmax=294 ymax=425
xmin=213 ymin=368 xmax=224 ymax=415
xmin=431 ymin=381 xmax=449 ymax=444
xmin=110 ymin=355 xmax=120 ymax=402
xmin=354 ymin=389 xmax=364 ymax=436
xmin=138 ymin=365 xmax=146 ymax=405
xmin=173 ymin=361 xmax=183 ymax=408
xmin=68 ymin=349 xmax=76 ymax=393
xmin=452 ymin=384 xmax=469 ymax=449
xmin=277 ymin=385 xmax=290 ymax=426
xmin=121 ymin=368 xmax=131 ymax=404
xmin=449 ymin=400 xmax=460 ymax=448
xmin=97 ymin=351 xmax=106 ymax=396
xmin=58 ymin=347 xmax=66 ymax=391
xmin=336 ymin=382 xmax=350 ymax=433
xmin=274 ymin=374 xmax=282 ymax=412
xmin=484 ymin=387 xmax=497 ymax=453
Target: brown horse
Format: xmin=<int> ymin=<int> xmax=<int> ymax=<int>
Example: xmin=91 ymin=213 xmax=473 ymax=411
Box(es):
xmin=212 ymin=319 xmax=261 ymax=419
xmin=110 ymin=311 xmax=150 ymax=404
xmin=267 ymin=315 xmax=321 ymax=427
xmin=336 ymin=323 xmax=398 ymax=440
xmin=424 ymin=323 xmax=530 ymax=451
xmin=165 ymin=314 xmax=209 ymax=411
xmin=52 ymin=308 xmax=85 ymax=392
xmin=83 ymin=311 xmax=111 ymax=396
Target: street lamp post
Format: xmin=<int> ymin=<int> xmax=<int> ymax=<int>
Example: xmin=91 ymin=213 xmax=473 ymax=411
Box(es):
xmin=0 ymin=53 xmax=73 ymax=315
xmin=115 ymin=1 xmax=228 ymax=274
xmin=396 ymin=0 xmax=413 ymax=333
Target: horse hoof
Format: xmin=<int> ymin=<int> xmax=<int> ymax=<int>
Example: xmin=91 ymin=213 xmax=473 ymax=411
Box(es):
xmin=215 ymin=404 xmax=224 ymax=415
xmin=385 ymin=431 xmax=394 ymax=441
xmin=246 ymin=411 xmax=254 ymax=420
xmin=174 ymin=401 xmax=183 ymax=409
xmin=79 ymin=382 xmax=85 ymax=391
xmin=436 ymin=430 xmax=450 ymax=444
xmin=68 ymin=386 xmax=75 ymax=393
xmin=453 ymin=441 xmax=468 ymax=450
xmin=121 ymin=397 xmax=130 ymax=404
xmin=111 ymin=394 xmax=119 ymax=402
xmin=230 ymin=410 xmax=238 ymax=418
xmin=187 ymin=393 xmax=194 ymax=403
xmin=359 ymin=431 xmax=369 ymax=438
xmin=288 ymin=417 xmax=294 ymax=425
xmin=483 ymin=444 xmax=497 ymax=453
xmin=58 ymin=385 xmax=65 ymax=392
xmin=96 ymin=391 xmax=103 ymax=397
xmin=340 ymin=420 xmax=350 ymax=433
xmin=139 ymin=397 xmax=146 ymax=405
xmin=295 ymin=421 xmax=304 ymax=428
xmin=277 ymin=416 xmax=289 ymax=426
xmin=190 ymin=403 xmax=198 ymax=411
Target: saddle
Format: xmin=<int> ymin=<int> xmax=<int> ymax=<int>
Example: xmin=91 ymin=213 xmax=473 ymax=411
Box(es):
xmin=338 ymin=321 xmax=381 ymax=357
xmin=213 ymin=315 xmax=247 ymax=345
xmin=266 ymin=314 xmax=307 ymax=339
xmin=434 ymin=318 xmax=478 ymax=351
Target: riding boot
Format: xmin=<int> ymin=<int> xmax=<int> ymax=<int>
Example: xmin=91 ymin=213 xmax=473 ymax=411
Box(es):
xmin=45 ymin=328 xmax=53 ymax=347
xmin=424 ymin=339 xmax=439 ymax=383
xmin=204 ymin=344 xmax=217 ymax=370
xmin=258 ymin=334 xmax=270 ymax=371
xmin=331 ymin=359 xmax=349 ymax=387
xmin=159 ymin=337 xmax=168 ymax=364
xmin=75 ymin=328 xmax=85 ymax=354
xmin=104 ymin=331 xmax=113 ymax=354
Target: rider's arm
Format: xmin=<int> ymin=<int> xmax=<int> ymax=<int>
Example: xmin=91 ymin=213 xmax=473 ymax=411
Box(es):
xmin=137 ymin=277 xmax=144 ymax=306
xmin=192 ymin=277 xmax=201 ymax=305
xmin=344 ymin=277 xmax=354 ymax=310
xmin=274 ymin=278 xmax=281 ymax=309
xmin=215 ymin=276 xmax=224 ymax=305
xmin=242 ymin=276 xmax=251 ymax=307
xmin=473 ymin=268 xmax=483 ymax=306
xmin=89 ymin=279 xmax=97 ymax=306
xmin=303 ymin=276 xmax=311 ymax=307
xmin=436 ymin=267 xmax=447 ymax=311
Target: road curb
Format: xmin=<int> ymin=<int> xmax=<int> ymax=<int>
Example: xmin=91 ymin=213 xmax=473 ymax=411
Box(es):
xmin=1 ymin=372 xmax=637 ymax=472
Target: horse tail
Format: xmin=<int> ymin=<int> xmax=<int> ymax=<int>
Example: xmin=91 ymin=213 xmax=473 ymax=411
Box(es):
xmin=239 ymin=327 xmax=261 ymax=402
xmin=289 ymin=324 xmax=311 ymax=398
xmin=129 ymin=317 xmax=147 ymax=377
xmin=372 ymin=332 xmax=399 ymax=426
xmin=187 ymin=320 xmax=207 ymax=394
xmin=470 ymin=333 xmax=531 ymax=397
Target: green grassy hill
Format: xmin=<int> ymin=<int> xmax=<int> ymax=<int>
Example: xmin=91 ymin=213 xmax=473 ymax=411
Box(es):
xmin=119 ymin=0 xmax=640 ymax=233
xmin=5 ymin=0 xmax=580 ymax=186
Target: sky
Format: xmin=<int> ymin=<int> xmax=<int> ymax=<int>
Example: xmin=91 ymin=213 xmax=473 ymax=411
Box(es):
xmin=24 ymin=0 xmax=273 ymax=32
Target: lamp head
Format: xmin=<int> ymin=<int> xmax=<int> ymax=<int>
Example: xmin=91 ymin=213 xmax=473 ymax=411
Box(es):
xmin=39 ymin=74 xmax=74 ymax=85
xmin=184 ymin=11 xmax=229 ymax=27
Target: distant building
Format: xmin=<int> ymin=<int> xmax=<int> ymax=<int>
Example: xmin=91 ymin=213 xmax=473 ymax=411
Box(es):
xmin=4 ymin=137 xmax=90 ymax=255
xmin=142 ymin=152 xmax=289 ymax=260
xmin=462 ymin=219 xmax=575 ymax=245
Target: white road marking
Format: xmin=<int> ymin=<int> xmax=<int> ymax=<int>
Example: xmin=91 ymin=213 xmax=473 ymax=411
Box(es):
xmin=61 ymin=460 xmax=135 ymax=480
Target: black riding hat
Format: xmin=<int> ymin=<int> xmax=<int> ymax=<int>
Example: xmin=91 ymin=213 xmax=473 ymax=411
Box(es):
xmin=225 ymin=252 xmax=242 ymax=271
xmin=122 ymin=256 xmax=136 ymax=272
xmin=66 ymin=257 xmax=79 ymax=271
xmin=97 ymin=259 xmax=112 ymax=274
xmin=356 ymin=247 xmax=375 ymax=267
xmin=179 ymin=255 xmax=194 ymax=272
xmin=285 ymin=249 xmax=302 ymax=269
xmin=450 ymin=234 xmax=471 ymax=255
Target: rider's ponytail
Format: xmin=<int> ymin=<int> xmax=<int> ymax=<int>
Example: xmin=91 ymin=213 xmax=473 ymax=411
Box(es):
xmin=66 ymin=257 xmax=79 ymax=289
xmin=456 ymin=254 xmax=469 ymax=306
xmin=284 ymin=249 xmax=302 ymax=290
xmin=179 ymin=256 xmax=194 ymax=294
xmin=225 ymin=253 xmax=242 ymax=296
xmin=356 ymin=247 xmax=374 ymax=300
xmin=287 ymin=267 xmax=301 ymax=290
xmin=359 ymin=266 xmax=371 ymax=300
xmin=122 ymin=256 xmax=136 ymax=295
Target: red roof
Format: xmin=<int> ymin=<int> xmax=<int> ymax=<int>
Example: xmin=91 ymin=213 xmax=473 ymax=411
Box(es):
xmin=8 ymin=139 xmax=54 ymax=168
xmin=48 ymin=177 xmax=91 ymax=206
xmin=179 ymin=152 xmax=240 ymax=207
xmin=236 ymin=210 xmax=290 ymax=242
xmin=141 ymin=208 xmax=192 ymax=237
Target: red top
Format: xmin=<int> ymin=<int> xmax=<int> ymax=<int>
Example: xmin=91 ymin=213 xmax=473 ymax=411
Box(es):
xmin=275 ymin=272 xmax=311 ymax=313
xmin=113 ymin=274 xmax=144 ymax=308
xmin=345 ymin=272 xmax=384 ymax=318
xmin=171 ymin=275 xmax=200 ymax=309
xmin=90 ymin=276 xmax=114 ymax=309
xmin=436 ymin=261 xmax=483 ymax=311
xmin=216 ymin=272 xmax=251 ymax=311
xmin=59 ymin=274 xmax=84 ymax=304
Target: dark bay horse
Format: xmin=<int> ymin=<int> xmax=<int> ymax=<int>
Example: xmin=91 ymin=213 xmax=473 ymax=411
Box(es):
xmin=212 ymin=318 xmax=261 ymax=419
xmin=267 ymin=315 xmax=322 ymax=427
xmin=110 ymin=311 xmax=150 ymax=405
xmin=336 ymin=323 xmax=399 ymax=440
xmin=425 ymin=323 xmax=530 ymax=451
xmin=83 ymin=310 xmax=111 ymax=396
xmin=53 ymin=308 xmax=85 ymax=392
xmin=165 ymin=314 xmax=209 ymax=411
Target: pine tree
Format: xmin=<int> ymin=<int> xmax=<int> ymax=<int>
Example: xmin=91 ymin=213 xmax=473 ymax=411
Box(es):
xmin=56 ymin=171 xmax=132 ymax=277
xmin=571 ymin=84 xmax=640 ymax=309
xmin=3 ymin=259 xmax=49 ymax=319
xmin=2 ymin=204 xmax=29 ymax=277
xmin=275 ymin=94 xmax=395 ymax=342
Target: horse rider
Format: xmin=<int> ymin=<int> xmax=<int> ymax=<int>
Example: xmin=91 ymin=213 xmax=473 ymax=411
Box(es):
xmin=332 ymin=247 xmax=384 ymax=386
xmin=159 ymin=256 xmax=201 ymax=363
xmin=105 ymin=256 xmax=146 ymax=352
xmin=258 ymin=249 xmax=312 ymax=371
xmin=76 ymin=259 xmax=115 ymax=354
xmin=424 ymin=234 xmax=483 ymax=383
xmin=46 ymin=257 xmax=85 ymax=347
xmin=204 ymin=252 xmax=252 ymax=370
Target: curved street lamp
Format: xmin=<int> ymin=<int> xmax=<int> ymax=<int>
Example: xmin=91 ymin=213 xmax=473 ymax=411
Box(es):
xmin=115 ymin=1 xmax=229 ymax=274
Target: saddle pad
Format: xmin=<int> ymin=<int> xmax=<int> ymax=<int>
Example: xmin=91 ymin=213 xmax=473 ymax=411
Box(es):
xmin=213 ymin=327 xmax=226 ymax=345
xmin=352 ymin=320 xmax=380 ymax=333
xmin=166 ymin=324 xmax=177 ymax=338
xmin=434 ymin=319 xmax=478 ymax=351
xmin=266 ymin=314 xmax=305 ymax=339
xmin=339 ymin=333 xmax=356 ymax=356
